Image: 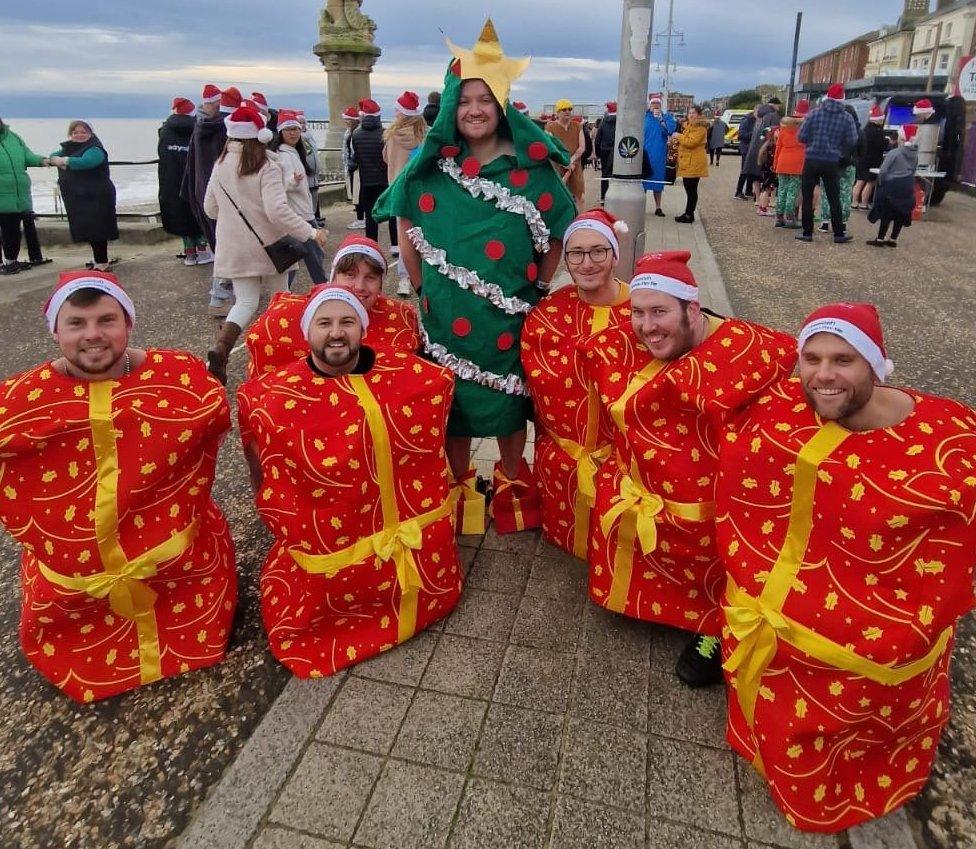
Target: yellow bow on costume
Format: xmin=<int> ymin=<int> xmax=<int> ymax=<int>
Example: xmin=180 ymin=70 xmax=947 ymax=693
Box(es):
xmin=600 ymin=475 xmax=665 ymax=554
xmin=373 ymin=519 xmax=424 ymax=596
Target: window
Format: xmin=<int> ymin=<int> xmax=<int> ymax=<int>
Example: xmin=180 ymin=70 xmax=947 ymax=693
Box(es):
xmin=926 ymin=29 xmax=932 ymax=46
xmin=922 ymin=56 xmax=930 ymax=68
xmin=945 ymin=22 xmax=952 ymax=38
xmin=939 ymin=52 xmax=949 ymax=70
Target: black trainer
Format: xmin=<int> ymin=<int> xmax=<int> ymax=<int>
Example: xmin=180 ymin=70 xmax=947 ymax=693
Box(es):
xmin=675 ymin=634 xmax=723 ymax=687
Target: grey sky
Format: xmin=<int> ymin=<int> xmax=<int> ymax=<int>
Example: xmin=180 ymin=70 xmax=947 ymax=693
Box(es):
xmin=0 ymin=1 xmax=905 ymax=116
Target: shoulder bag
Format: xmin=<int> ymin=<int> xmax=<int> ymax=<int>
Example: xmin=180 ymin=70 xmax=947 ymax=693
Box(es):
xmin=218 ymin=183 xmax=309 ymax=273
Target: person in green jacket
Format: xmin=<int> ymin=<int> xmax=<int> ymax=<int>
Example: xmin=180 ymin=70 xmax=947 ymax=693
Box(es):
xmin=0 ymin=117 xmax=50 ymax=275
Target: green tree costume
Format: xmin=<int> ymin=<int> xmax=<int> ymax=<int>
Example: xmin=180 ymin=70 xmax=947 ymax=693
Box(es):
xmin=373 ymin=62 xmax=576 ymax=437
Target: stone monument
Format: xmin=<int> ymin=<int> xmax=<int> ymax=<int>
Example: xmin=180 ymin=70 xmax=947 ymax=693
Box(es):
xmin=314 ymin=0 xmax=382 ymax=167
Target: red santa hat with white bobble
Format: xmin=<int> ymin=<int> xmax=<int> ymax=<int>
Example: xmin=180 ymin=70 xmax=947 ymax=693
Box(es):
xmin=219 ymin=86 xmax=243 ymax=113
xmin=512 ymin=101 xmax=529 ymax=115
xmin=629 ymin=251 xmax=698 ymax=302
xmin=359 ymin=98 xmax=381 ymax=118
xmin=395 ymin=91 xmax=421 ymax=116
xmin=563 ymin=208 xmax=629 ymax=258
xmin=172 ymin=97 xmax=196 ymax=116
xmin=201 ymin=84 xmax=222 ymax=104
xmin=44 ymin=270 xmax=136 ymax=333
xmin=224 ymin=106 xmax=274 ymax=144
xmin=276 ymin=109 xmax=302 ymax=131
xmin=301 ymin=286 xmax=370 ymax=340
xmin=250 ymin=91 xmax=270 ymax=114
xmin=825 ymin=83 xmax=845 ymax=101
xmin=869 ymin=104 xmax=884 ymax=123
xmin=913 ymin=98 xmax=935 ymax=120
xmin=330 ymin=234 xmax=387 ymax=276
xmin=605 ymin=101 xmax=617 ymax=114
xmin=798 ymin=302 xmax=894 ymax=382
xmin=343 ymin=105 xmax=360 ymax=120
xmin=899 ymin=124 xmax=919 ymax=143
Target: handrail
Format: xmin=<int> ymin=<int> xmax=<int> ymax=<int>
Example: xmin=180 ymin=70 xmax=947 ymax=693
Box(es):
xmin=103 ymin=145 xmax=343 ymax=167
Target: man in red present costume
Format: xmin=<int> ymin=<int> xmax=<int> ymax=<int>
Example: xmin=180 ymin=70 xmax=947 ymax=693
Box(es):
xmin=585 ymin=252 xmax=795 ymax=686
xmin=716 ymin=303 xmax=976 ymax=833
xmin=0 ymin=271 xmax=236 ymax=702
xmin=521 ymin=208 xmax=633 ymax=559
xmin=244 ymin=234 xmax=420 ymax=380
xmin=238 ymin=287 xmax=462 ymax=677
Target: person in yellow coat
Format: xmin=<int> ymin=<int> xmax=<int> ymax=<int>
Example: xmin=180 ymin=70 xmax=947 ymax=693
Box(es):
xmin=673 ymin=104 xmax=709 ymax=224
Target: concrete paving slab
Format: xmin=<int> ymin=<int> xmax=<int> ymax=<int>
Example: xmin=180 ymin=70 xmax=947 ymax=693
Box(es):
xmin=493 ymin=644 xmax=576 ymax=713
xmin=571 ymin=652 xmax=649 ymax=732
xmin=523 ymin=553 xmax=587 ymax=603
xmin=251 ymin=826 xmax=344 ymax=849
xmin=447 ymin=778 xmax=551 ymax=849
xmin=480 ymin=526 xmax=539 ymax=554
xmin=646 ymin=821 xmax=744 ymax=849
xmin=645 ymin=736 xmax=741 ymax=838
xmin=421 ymin=633 xmax=507 ymax=700
xmin=847 ymin=809 xmax=917 ymax=849
xmin=548 ymin=796 xmax=645 ymax=849
xmin=465 ymin=549 xmax=532 ymax=595
xmin=354 ymin=759 xmax=465 ymax=849
xmin=315 ymin=677 xmax=414 ymax=755
xmin=509 ymin=593 xmax=583 ymax=652
xmin=351 ymin=629 xmax=439 ymax=686
xmin=444 ymin=587 xmax=519 ymax=642
xmin=391 ymin=689 xmax=486 ymax=771
xmin=558 ymin=717 xmax=648 ymax=813
xmin=473 ymin=703 xmax=563 ymax=791
xmin=647 ymin=663 xmax=729 ymax=749
xmin=578 ymin=604 xmax=653 ymax=667
xmin=268 ymin=742 xmax=383 ymax=841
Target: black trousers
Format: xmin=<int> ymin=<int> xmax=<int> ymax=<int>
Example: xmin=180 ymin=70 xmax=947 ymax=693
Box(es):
xmin=90 ymin=240 xmax=109 ymax=264
xmin=22 ymin=212 xmax=43 ymax=262
xmin=683 ymin=177 xmax=700 ymax=215
xmin=735 ymin=173 xmax=755 ymax=196
xmin=878 ymin=219 xmax=904 ymax=240
xmin=801 ymin=159 xmax=843 ymax=237
xmin=0 ymin=212 xmax=21 ymax=263
xmin=709 ymin=146 xmax=722 ymax=165
xmin=600 ymin=151 xmax=613 ymax=200
xmin=359 ymin=182 xmax=397 ymax=244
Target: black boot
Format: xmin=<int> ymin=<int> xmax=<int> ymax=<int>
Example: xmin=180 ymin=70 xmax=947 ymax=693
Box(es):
xmin=674 ymin=212 xmax=694 ymax=224
xmin=675 ymin=633 xmax=723 ymax=687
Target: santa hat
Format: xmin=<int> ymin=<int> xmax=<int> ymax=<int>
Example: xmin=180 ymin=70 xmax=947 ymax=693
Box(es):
xmin=358 ymin=98 xmax=381 ymax=118
xmin=563 ymin=208 xmax=629 ymax=258
xmin=343 ymin=105 xmax=360 ymax=121
xmin=171 ymin=97 xmax=196 ymax=116
xmin=201 ymin=84 xmax=222 ymax=104
xmin=220 ymin=86 xmax=243 ymax=113
xmin=869 ymin=104 xmax=884 ymax=123
xmin=301 ymin=285 xmax=370 ymax=340
xmin=798 ymin=302 xmax=893 ymax=382
xmin=899 ymin=124 xmax=919 ymax=143
xmin=395 ymin=90 xmax=421 ymax=116
xmin=629 ymin=251 xmax=698 ymax=302
xmin=791 ymin=99 xmax=810 ymax=118
xmin=605 ymin=101 xmax=617 ymax=114
xmin=330 ymin=235 xmax=387 ymax=276
xmin=44 ymin=270 xmax=136 ymax=333
xmin=825 ymin=83 xmax=845 ymax=101
xmin=224 ymin=106 xmax=273 ymax=144
xmin=648 ymin=93 xmax=663 ymax=105
xmin=250 ymin=91 xmax=269 ymax=114
xmin=276 ymin=109 xmax=302 ymax=131
xmin=913 ymin=98 xmax=935 ymax=119
xmin=513 ymin=101 xmax=529 ymax=115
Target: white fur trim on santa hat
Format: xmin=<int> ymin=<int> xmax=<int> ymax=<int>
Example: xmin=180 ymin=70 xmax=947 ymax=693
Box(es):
xmin=629 ymin=273 xmax=698 ymax=302
xmin=562 ymin=218 xmax=628 ymax=258
xmin=224 ymin=113 xmax=273 ymax=144
xmin=798 ymin=317 xmax=894 ymax=382
xmin=330 ymin=243 xmax=387 ymax=275
xmin=301 ymin=287 xmax=370 ymax=340
xmin=46 ymin=277 xmax=136 ymax=333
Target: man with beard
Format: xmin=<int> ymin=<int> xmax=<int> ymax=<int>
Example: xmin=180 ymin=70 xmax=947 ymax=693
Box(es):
xmin=583 ymin=251 xmax=795 ymax=686
xmin=238 ymin=287 xmax=462 ymax=678
xmin=0 ymin=270 xmax=237 ymax=702
xmin=715 ymin=303 xmax=976 ymax=833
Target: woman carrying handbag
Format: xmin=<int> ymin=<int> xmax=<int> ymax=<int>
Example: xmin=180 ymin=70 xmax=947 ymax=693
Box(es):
xmin=203 ymin=105 xmax=328 ymax=384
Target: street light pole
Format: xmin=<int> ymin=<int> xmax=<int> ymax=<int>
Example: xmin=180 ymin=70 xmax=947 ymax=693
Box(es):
xmin=605 ymin=0 xmax=655 ymax=278
xmin=662 ymin=0 xmax=674 ymax=111
xmin=786 ymin=12 xmax=802 ymax=113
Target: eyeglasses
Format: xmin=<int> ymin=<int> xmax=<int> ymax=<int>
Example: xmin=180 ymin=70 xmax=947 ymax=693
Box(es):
xmin=565 ymin=246 xmax=612 ymax=265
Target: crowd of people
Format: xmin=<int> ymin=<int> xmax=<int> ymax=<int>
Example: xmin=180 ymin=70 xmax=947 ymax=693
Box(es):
xmin=0 ymin=21 xmax=972 ymax=841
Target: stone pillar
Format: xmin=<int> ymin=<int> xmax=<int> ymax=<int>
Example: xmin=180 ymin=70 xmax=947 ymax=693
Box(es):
xmin=313 ymin=0 xmax=382 ymax=170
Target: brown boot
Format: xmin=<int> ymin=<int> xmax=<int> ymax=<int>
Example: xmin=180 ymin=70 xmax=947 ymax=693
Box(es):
xmin=207 ymin=321 xmax=241 ymax=385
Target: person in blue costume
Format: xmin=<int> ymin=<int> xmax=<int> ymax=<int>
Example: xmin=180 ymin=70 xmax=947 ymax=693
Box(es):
xmin=642 ymin=93 xmax=677 ymax=217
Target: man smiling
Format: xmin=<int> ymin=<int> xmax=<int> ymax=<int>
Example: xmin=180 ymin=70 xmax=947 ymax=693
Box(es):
xmin=714 ymin=302 xmax=976 ymax=831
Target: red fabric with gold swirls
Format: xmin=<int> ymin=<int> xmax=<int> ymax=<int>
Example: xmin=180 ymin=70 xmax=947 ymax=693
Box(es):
xmin=715 ymin=379 xmax=976 ymax=832
xmin=0 ymin=351 xmax=236 ymax=702
xmin=245 ymin=292 xmax=420 ymax=380
xmin=521 ymin=284 xmax=635 ymax=556
xmin=238 ymin=349 xmax=462 ymax=678
xmin=586 ymin=318 xmax=796 ymax=633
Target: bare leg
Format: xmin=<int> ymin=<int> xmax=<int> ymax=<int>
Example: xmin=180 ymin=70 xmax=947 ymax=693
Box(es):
xmin=446 ymin=436 xmax=472 ymax=480
xmin=862 ymin=182 xmax=875 ymax=206
xmin=852 ymin=180 xmax=864 ymax=205
xmin=653 ymin=191 xmax=663 ymax=211
xmin=497 ymin=430 xmax=527 ymax=479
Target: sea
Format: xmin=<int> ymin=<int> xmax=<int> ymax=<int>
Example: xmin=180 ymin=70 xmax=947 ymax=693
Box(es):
xmin=8 ymin=118 xmax=334 ymax=215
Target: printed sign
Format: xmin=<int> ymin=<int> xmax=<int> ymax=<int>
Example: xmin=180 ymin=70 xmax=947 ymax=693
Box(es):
xmin=957 ymin=55 xmax=976 ymax=101
xmin=618 ymin=136 xmax=640 ymax=159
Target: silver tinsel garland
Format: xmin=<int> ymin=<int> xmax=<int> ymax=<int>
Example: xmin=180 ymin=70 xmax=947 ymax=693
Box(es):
xmin=418 ymin=323 xmax=530 ymax=397
xmin=439 ymin=158 xmax=551 ymax=253
xmin=406 ymin=227 xmax=533 ymax=316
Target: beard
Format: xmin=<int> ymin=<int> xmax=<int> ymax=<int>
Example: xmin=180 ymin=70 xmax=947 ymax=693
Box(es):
xmin=801 ymin=379 xmax=873 ymax=421
xmin=65 ymin=346 xmax=125 ymax=376
xmin=312 ymin=338 xmax=361 ymax=371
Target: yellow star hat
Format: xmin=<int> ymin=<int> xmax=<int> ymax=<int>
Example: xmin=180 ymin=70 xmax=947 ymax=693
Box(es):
xmin=446 ymin=18 xmax=530 ymax=107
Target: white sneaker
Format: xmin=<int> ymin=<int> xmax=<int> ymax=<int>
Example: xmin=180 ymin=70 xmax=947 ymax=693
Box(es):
xmin=183 ymin=252 xmax=198 ymax=266
xmin=347 ymin=220 xmax=366 ymax=230
xmin=391 ymin=246 xmax=401 ymax=258
xmin=195 ymin=247 xmax=214 ymax=265
xmin=396 ymin=278 xmax=412 ymax=297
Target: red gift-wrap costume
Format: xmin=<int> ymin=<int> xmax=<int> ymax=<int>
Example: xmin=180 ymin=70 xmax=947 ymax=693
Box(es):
xmin=716 ymin=380 xmax=976 ymax=832
xmin=238 ymin=349 xmax=463 ymax=677
xmin=244 ymin=292 xmax=421 ymax=380
xmin=0 ymin=351 xmax=236 ymax=702
xmin=521 ymin=282 xmax=634 ymax=558
xmin=585 ymin=317 xmax=796 ymax=633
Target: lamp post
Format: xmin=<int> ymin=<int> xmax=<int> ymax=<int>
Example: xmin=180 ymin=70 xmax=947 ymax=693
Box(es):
xmin=605 ymin=0 xmax=656 ymax=278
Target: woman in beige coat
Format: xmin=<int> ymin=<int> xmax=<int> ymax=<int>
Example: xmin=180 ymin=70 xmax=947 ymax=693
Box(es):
xmin=673 ymin=105 xmax=709 ymax=224
xmin=203 ymin=106 xmax=328 ymax=383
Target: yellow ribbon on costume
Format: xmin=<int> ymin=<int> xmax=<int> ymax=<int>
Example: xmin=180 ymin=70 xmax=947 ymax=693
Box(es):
xmin=449 ymin=466 xmax=486 ymax=536
xmin=553 ymin=436 xmax=611 ymax=559
xmin=599 ymin=472 xmax=714 ymax=613
xmin=289 ymin=500 xmax=452 ymax=643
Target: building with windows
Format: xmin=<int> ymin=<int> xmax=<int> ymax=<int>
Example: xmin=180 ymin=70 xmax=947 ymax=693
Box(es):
xmin=797 ymin=30 xmax=880 ymax=97
xmin=908 ymin=0 xmax=976 ymax=87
